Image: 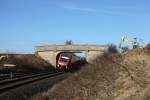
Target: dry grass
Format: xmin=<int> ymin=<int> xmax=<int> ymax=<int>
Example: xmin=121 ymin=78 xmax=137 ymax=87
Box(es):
xmin=0 ymin=54 xmax=54 ymax=73
xmin=32 ymin=45 xmax=150 ymax=100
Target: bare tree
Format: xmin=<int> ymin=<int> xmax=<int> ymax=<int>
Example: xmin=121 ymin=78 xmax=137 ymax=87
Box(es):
xmin=65 ymin=40 xmax=73 ymax=45
xmin=121 ymin=46 xmax=129 ymax=53
xmin=108 ymin=44 xmax=118 ymax=53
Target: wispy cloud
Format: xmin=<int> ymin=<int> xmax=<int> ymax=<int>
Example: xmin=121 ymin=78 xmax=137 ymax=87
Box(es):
xmin=59 ymin=3 xmax=149 ymax=15
xmin=61 ymin=4 xmax=114 ymax=14
xmin=61 ymin=5 xmax=99 ymax=13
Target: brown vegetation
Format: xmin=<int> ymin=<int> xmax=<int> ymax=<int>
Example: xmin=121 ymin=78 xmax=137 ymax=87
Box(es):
xmin=33 ymin=45 xmax=150 ymax=100
xmin=0 ymin=54 xmax=54 ymax=73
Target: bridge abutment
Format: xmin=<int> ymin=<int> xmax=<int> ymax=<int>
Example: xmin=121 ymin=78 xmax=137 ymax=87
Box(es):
xmin=37 ymin=51 xmax=57 ymax=67
xmin=86 ymin=51 xmax=104 ymax=63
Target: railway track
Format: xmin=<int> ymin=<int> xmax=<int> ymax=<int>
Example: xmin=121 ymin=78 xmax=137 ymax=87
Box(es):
xmin=0 ymin=73 xmax=34 ymax=81
xmin=0 ymin=72 xmax=64 ymax=94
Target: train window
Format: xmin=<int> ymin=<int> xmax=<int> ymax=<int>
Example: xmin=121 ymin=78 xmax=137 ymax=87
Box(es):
xmin=61 ymin=53 xmax=70 ymax=57
xmin=61 ymin=58 xmax=68 ymax=63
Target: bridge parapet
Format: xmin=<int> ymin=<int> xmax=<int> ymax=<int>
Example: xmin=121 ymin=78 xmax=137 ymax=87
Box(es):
xmin=36 ymin=45 xmax=109 ymax=52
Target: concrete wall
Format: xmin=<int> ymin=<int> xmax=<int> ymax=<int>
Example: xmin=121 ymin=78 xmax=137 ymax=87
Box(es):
xmin=37 ymin=51 xmax=56 ymax=67
xmin=86 ymin=51 xmax=104 ymax=63
xmin=36 ymin=45 xmax=108 ymax=52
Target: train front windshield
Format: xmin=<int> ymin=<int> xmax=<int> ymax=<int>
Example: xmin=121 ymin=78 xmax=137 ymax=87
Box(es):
xmin=61 ymin=53 xmax=69 ymax=57
xmin=61 ymin=58 xmax=68 ymax=64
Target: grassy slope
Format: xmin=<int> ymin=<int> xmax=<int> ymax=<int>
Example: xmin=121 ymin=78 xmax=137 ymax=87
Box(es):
xmin=0 ymin=54 xmax=54 ymax=73
xmin=33 ymin=46 xmax=150 ymax=100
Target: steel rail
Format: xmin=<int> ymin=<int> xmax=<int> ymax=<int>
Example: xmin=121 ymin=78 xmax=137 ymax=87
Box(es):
xmin=0 ymin=72 xmax=63 ymax=94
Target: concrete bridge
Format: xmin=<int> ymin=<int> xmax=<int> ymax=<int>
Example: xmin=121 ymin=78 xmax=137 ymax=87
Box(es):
xmin=35 ymin=45 xmax=109 ymax=67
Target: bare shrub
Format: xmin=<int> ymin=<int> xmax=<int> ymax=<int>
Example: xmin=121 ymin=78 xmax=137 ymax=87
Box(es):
xmin=121 ymin=46 xmax=129 ymax=53
xmin=65 ymin=40 xmax=73 ymax=45
xmin=108 ymin=44 xmax=118 ymax=53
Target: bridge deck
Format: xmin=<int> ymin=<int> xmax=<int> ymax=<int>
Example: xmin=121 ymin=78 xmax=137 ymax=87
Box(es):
xmin=35 ymin=45 xmax=109 ymax=52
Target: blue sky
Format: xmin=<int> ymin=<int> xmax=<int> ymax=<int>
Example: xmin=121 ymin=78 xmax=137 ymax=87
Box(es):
xmin=0 ymin=0 xmax=150 ymax=53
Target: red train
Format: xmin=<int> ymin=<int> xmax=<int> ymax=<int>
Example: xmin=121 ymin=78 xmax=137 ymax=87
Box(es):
xmin=56 ymin=52 xmax=80 ymax=69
